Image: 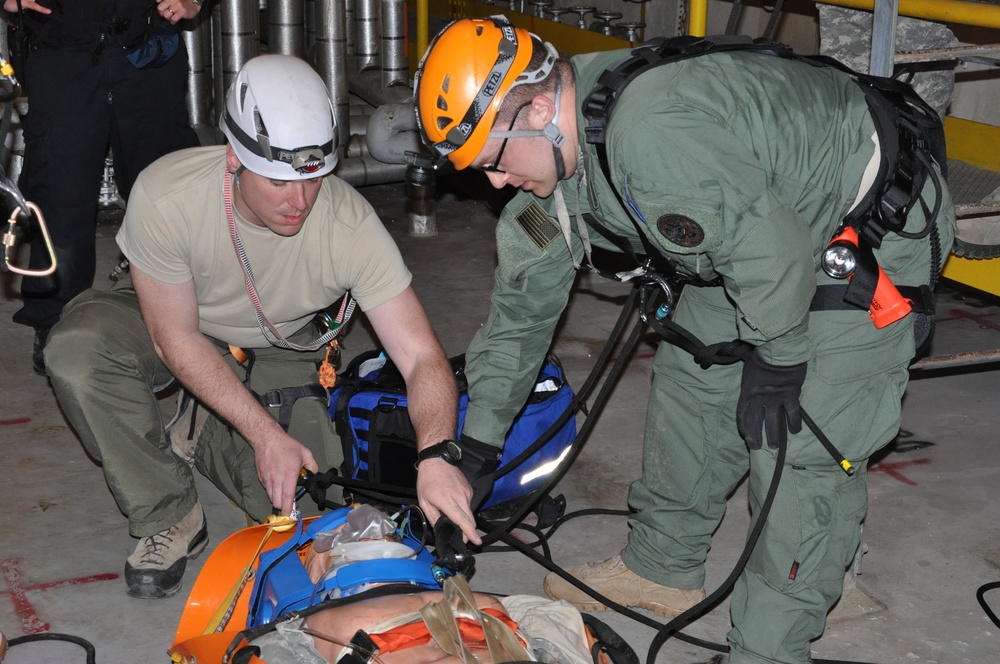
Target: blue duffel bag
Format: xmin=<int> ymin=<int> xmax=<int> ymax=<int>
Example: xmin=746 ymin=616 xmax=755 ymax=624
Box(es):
xmin=329 ymin=351 xmax=576 ymax=510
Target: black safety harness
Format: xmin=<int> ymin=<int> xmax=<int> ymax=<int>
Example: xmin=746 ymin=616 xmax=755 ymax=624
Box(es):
xmin=580 ymin=34 xmax=947 ymax=323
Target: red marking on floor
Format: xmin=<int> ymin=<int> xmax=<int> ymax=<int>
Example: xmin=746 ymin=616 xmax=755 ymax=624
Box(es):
xmin=939 ymin=308 xmax=1000 ymax=333
xmin=0 ymin=417 xmax=31 ymax=426
xmin=1 ymin=558 xmax=119 ymax=635
xmin=869 ymin=458 xmax=931 ymax=486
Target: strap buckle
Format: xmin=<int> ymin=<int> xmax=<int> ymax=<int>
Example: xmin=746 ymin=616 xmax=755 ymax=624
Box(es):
xmin=262 ymin=389 xmax=284 ymax=408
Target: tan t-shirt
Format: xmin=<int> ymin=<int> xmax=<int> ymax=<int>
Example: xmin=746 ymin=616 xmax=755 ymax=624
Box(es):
xmin=117 ymin=147 xmax=411 ymax=348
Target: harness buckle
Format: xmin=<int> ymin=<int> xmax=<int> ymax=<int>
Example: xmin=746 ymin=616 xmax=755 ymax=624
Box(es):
xmin=262 ymin=389 xmax=284 ymax=408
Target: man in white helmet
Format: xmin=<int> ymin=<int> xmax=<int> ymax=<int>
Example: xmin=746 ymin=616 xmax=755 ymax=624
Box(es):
xmin=43 ymin=55 xmax=478 ymax=600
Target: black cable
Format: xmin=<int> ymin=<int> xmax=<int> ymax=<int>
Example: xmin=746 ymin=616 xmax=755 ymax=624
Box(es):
xmin=477 ymin=521 xmax=552 ymax=560
xmin=493 ymin=526 xmax=726 ymax=654
xmin=545 ymin=507 xmax=630 ymax=539
xmin=977 ymin=581 xmax=1000 ymax=628
xmin=894 ymin=150 xmax=942 ymax=241
xmin=492 ymin=286 xmax=642 ymax=484
xmin=645 ymin=436 xmax=787 ymax=663
xmin=478 ymin=313 xmax=647 ymax=549
xmin=7 ymin=633 xmax=97 ymax=664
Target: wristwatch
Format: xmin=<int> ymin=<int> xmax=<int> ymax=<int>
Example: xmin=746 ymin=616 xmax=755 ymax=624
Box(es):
xmin=415 ymin=439 xmax=463 ymax=467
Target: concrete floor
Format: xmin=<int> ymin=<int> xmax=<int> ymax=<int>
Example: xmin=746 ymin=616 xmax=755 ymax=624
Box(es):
xmin=2 ymin=177 xmax=1000 ymax=664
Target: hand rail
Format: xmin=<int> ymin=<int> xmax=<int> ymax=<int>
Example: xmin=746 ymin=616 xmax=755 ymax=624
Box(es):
xmin=687 ymin=0 xmax=1000 ymax=36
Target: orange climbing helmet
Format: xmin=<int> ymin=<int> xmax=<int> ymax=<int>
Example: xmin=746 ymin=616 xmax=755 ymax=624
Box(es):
xmin=414 ymin=15 xmax=556 ymax=170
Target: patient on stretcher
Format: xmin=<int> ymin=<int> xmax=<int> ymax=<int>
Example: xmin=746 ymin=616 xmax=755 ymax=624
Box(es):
xmin=250 ymin=505 xmax=596 ymax=664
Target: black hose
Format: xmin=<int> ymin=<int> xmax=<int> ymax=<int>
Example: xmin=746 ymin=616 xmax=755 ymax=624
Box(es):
xmin=976 ymin=581 xmax=1000 ymax=628
xmin=7 ymin=633 xmax=97 ymax=664
xmin=645 ymin=436 xmax=787 ymax=663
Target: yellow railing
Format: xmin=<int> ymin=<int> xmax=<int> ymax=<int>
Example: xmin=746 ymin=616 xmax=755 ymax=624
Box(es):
xmin=688 ymin=0 xmax=1000 ymax=35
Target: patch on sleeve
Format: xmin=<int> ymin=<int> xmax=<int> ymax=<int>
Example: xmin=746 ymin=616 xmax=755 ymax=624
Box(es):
xmin=515 ymin=201 xmax=561 ymax=250
xmin=643 ymin=203 xmax=722 ymax=255
xmin=657 ymin=214 xmax=705 ymax=248
xmin=623 ymin=177 xmax=722 ymax=255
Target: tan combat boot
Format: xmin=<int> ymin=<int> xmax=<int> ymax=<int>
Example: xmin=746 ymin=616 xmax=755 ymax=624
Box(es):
xmin=124 ymin=503 xmax=208 ymax=599
xmin=543 ymin=554 xmax=706 ymax=618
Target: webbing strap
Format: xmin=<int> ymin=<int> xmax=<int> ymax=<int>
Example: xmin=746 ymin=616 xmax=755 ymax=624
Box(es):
xmin=418 ymin=576 xmax=533 ymax=663
xmin=256 ymin=383 xmax=330 ymax=432
xmin=810 ymin=283 xmax=933 ymax=315
xmin=583 ymin=35 xmax=789 ymax=148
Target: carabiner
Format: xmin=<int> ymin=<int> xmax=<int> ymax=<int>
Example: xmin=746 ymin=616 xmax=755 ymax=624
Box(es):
xmin=637 ymin=272 xmax=677 ymax=325
xmin=4 ymin=202 xmax=57 ymax=277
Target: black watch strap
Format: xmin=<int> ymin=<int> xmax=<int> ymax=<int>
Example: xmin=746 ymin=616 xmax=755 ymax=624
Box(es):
xmin=415 ymin=439 xmax=463 ymax=467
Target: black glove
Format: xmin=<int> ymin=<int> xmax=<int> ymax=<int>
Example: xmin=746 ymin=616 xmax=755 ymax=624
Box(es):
xmin=458 ymin=434 xmax=502 ymax=511
xmin=737 ymin=351 xmax=807 ymax=450
xmin=431 ymin=516 xmax=474 ymax=579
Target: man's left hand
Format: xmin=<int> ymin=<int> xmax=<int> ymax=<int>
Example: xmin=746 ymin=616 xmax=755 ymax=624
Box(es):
xmin=737 ymin=350 xmax=807 ymax=450
xmin=158 ymin=0 xmax=201 ymax=24
xmin=416 ymin=460 xmax=481 ymax=546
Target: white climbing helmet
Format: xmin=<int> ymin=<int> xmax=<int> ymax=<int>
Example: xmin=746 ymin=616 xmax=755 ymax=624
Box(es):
xmin=220 ymin=54 xmax=338 ymax=179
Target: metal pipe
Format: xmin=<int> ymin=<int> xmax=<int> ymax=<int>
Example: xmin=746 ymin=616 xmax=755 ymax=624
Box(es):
xmin=305 ymin=0 xmax=317 ymax=53
xmin=416 ymin=0 xmax=429 ymax=63
xmin=802 ymin=0 xmax=1000 ymax=30
xmin=407 ymin=162 xmax=437 ymax=236
xmin=348 ymin=115 xmax=369 ymax=136
xmin=343 ymin=134 xmax=370 ymax=160
xmin=380 ymin=0 xmax=408 ymax=89
xmin=344 ymin=0 xmax=356 ymax=58
xmin=182 ymin=11 xmax=215 ymax=133
xmin=870 ymin=0 xmax=899 ymax=76
xmin=268 ymin=0 xmax=306 ymax=57
xmin=219 ymin=0 xmax=261 ymax=99
xmin=688 ymin=0 xmax=707 ymax=36
xmin=354 ymin=0 xmax=379 ymax=72
xmin=333 ymin=155 xmax=408 ymax=186
xmin=212 ymin=3 xmax=225 ymax=131
xmin=315 ymin=0 xmax=350 ymax=146
xmin=365 ymin=102 xmax=421 ymax=164
xmin=349 ymin=68 xmax=413 ymax=107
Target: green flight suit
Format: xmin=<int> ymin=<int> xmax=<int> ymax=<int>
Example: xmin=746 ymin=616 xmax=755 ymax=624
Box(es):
xmin=462 ymin=47 xmax=955 ymax=664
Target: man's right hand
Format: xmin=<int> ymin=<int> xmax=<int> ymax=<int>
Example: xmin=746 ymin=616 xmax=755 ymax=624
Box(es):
xmin=3 ymin=0 xmax=51 ymax=14
xmin=416 ymin=460 xmax=480 ymax=546
xmin=253 ymin=432 xmax=319 ymax=516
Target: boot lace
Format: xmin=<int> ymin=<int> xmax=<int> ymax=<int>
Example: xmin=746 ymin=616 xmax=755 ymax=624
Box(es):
xmin=138 ymin=527 xmax=178 ymax=567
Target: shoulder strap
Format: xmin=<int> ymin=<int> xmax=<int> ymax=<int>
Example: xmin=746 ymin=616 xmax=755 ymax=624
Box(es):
xmin=582 ymin=35 xmax=790 ymax=148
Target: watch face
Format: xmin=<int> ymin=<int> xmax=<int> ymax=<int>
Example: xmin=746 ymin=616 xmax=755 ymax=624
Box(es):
xmin=446 ymin=440 xmax=462 ymax=462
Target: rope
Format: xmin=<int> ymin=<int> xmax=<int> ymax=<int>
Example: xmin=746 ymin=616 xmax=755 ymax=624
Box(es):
xmin=224 ymin=170 xmax=341 ymax=352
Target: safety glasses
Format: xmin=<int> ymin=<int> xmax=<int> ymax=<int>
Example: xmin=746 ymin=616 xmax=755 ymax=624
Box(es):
xmin=475 ymin=101 xmax=532 ymax=174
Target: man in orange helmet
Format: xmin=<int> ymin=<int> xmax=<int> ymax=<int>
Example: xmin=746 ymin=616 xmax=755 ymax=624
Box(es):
xmin=414 ymin=15 xmax=954 ymax=664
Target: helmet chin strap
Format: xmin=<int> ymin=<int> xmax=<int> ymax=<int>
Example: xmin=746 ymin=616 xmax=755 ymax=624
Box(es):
xmin=487 ymin=74 xmax=567 ymax=179
xmin=550 ymin=76 xmax=567 ymax=181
